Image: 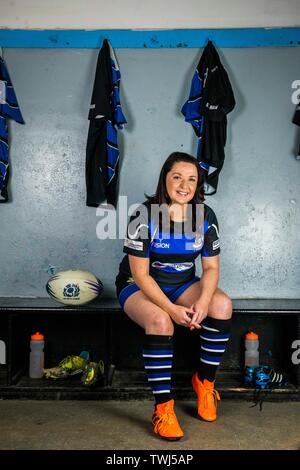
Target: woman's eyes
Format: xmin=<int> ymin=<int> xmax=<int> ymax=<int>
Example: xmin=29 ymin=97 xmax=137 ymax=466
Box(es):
xmin=173 ymin=176 xmax=196 ymax=182
xmin=173 ymin=176 xmax=196 ymax=183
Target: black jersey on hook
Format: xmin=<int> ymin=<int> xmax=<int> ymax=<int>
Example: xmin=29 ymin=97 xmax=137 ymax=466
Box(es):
xmin=293 ymin=104 xmax=300 ymax=159
xmin=182 ymin=41 xmax=235 ymax=195
xmin=86 ymin=39 xmax=126 ymax=208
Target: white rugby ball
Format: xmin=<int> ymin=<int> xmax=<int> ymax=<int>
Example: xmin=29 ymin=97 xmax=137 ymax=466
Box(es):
xmin=46 ymin=270 xmax=103 ymax=306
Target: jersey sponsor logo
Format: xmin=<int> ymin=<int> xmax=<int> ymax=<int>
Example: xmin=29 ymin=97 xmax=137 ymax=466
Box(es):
xmin=124 ymin=238 xmax=144 ymax=251
xmin=153 ymin=242 xmax=170 ymax=249
xmin=152 ymin=261 xmax=194 ymax=272
xmin=153 ymin=238 xmax=170 ymax=249
xmin=206 ymin=102 xmax=218 ymax=110
xmin=213 ymin=239 xmax=220 ymax=250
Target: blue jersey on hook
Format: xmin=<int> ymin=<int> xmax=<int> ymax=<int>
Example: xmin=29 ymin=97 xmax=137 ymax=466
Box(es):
xmin=0 ymin=56 xmax=24 ymax=202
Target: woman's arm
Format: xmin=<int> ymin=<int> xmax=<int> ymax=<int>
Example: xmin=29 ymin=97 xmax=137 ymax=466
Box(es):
xmin=129 ymin=255 xmax=194 ymax=327
xmin=189 ymin=255 xmax=219 ymax=329
xmin=198 ymin=255 xmax=219 ymax=305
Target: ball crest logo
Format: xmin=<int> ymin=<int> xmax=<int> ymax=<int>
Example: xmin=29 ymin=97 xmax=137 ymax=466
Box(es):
xmin=63 ymin=283 xmax=80 ymax=298
xmin=46 ymin=270 xmax=103 ymax=306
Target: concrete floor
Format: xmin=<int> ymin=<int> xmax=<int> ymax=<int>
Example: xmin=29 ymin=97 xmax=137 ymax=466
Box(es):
xmin=0 ymin=399 xmax=299 ymax=450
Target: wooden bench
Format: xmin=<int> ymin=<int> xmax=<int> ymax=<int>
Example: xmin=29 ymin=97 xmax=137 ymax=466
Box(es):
xmin=0 ymin=297 xmax=299 ymax=400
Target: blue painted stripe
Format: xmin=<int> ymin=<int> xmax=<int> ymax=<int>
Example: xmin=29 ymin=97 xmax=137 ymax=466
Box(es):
xmin=0 ymin=28 xmax=299 ymax=48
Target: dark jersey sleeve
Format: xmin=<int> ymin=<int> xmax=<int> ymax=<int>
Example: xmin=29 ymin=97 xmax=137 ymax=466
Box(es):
xmin=201 ymin=206 xmax=221 ymax=257
xmin=123 ymin=203 xmax=151 ymax=258
xmin=293 ymin=105 xmax=300 ymax=127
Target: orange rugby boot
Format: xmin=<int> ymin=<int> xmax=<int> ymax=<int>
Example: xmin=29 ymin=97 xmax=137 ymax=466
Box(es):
xmin=192 ymin=372 xmax=220 ymax=422
xmin=152 ymin=399 xmax=184 ymax=440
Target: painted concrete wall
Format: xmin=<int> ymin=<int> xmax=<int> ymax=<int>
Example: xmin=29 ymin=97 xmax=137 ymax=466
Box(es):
xmin=0 ymin=47 xmax=299 ymax=299
xmin=1 ymin=0 xmax=300 ymax=29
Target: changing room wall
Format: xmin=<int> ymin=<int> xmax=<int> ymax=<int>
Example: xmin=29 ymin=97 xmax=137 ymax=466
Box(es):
xmin=1 ymin=0 xmax=299 ymax=29
xmin=0 ymin=46 xmax=299 ymax=299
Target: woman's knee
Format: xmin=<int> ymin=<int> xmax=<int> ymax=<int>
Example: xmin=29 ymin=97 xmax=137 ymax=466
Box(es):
xmin=223 ymin=295 xmax=233 ymax=319
xmin=209 ymin=291 xmax=233 ymax=320
xmin=146 ymin=311 xmax=174 ymax=335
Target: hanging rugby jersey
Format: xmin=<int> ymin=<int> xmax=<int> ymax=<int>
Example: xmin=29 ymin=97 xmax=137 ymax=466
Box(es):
xmin=86 ymin=39 xmax=126 ymax=208
xmin=0 ymin=56 xmax=24 ymax=202
xmin=292 ymin=104 xmax=300 ymax=159
xmin=181 ymin=41 xmax=235 ymax=195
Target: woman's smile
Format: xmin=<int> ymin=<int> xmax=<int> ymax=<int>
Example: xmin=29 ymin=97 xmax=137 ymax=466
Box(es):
xmin=166 ymin=161 xmax=198 ymax=205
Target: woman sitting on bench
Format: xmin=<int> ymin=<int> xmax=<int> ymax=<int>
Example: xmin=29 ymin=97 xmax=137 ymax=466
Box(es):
xmin=115 ymin=152 xmax=232 ymax=441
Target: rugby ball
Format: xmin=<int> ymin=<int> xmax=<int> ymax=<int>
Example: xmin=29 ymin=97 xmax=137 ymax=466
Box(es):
xmin=46 ymin=270 xmax=103 ymax=306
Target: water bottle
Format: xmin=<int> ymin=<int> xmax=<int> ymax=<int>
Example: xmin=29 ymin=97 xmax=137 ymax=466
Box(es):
xmin=29 ymin=332 xmax=44 ymax=378
xmin=245 ymin=331 xmax=259 ymax=367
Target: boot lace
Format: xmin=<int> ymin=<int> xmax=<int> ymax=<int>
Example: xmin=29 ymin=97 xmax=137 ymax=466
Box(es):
xmin=152 ymin=404 xmax=177 ymax=433
xmin=203 ymin=388 xmax=220 ymax=409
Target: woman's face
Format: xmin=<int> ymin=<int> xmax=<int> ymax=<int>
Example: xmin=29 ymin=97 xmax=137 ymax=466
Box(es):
xmin=165 ymin=161 xmax=198 ymax=205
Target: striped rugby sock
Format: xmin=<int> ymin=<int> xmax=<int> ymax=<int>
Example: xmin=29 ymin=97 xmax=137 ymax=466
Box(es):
xmin=142 ymin=334 xmax=173 ymax=405
xmin=198 ymin=317 xmax=232 ymax=383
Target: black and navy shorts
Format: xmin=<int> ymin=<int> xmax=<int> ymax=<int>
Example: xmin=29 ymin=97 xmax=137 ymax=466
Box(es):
xmin=115 ymin=274 xmax=200 ymax=310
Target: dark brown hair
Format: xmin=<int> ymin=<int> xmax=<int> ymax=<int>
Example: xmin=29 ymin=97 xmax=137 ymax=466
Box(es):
xmin=146 ymin=151 xmax=205 ymax=205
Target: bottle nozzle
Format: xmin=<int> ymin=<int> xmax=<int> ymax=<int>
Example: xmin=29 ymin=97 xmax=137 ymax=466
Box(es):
xmin=245 ymin=331 xmax=258 ymax=340
xmin=31 ymin=332 xmax=44 ymax=340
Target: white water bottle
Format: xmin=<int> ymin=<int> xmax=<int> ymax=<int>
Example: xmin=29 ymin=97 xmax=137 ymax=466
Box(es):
xmin=245 ymin=331 xmax=259 ymax=367
xmin=29 ymin=332 xmax=44 ymax=378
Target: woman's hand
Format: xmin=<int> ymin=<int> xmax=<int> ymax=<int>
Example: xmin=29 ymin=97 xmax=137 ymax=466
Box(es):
xmin=189 ymin=299 xmax=209 ymax=331
xmin=168 ymin=304 xmax=196 ymax=328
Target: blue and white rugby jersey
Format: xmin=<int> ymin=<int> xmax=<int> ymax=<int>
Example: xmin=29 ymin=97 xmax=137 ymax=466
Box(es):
xmin=0 ymin=56 xmax=24 ymax=202
xmin=118 ymin=201 xmax=220 ymax=286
